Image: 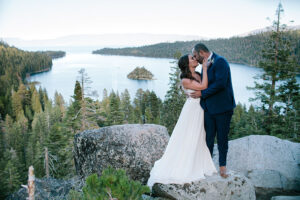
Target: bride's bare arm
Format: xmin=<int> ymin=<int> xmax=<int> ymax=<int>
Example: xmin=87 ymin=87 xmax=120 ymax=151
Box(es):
xmin=182 ymin=75 xmax=207 ymax=91
xmin=181 ymin=62 xmax=208 ymax=91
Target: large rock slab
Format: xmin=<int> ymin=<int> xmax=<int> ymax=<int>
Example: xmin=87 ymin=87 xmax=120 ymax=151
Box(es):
xmin=73 ymin=124 xmax=169 ymax=184
xmin=271 ymin=196 xmax=300 ymax=200
xmin=152 ymin=171 xmax=256 ymax=200
xmin=212 ymin=135 xmax=300 ymax=197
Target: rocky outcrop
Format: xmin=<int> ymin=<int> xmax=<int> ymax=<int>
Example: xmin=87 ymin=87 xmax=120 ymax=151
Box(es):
xmin=10 ymin=127 xmax=299 ymax=200
xmin=6 ymin=176 xmax=166 ymax=200
xmin=73 ymin=124 xmax=169 ymax=184
xmin=6 ymin=176 xmax=84 ymax=200
xmin=271 ymin=196 xmax=300 ymax=200
xmin=212 ymin=135 xmax=300 ymax=198
xmin=152 ymin=171 xmax=256 ymax=200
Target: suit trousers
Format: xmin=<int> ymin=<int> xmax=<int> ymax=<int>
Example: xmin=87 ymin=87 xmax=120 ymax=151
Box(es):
xmin=204 ymin=110 xmax=233 ymax=167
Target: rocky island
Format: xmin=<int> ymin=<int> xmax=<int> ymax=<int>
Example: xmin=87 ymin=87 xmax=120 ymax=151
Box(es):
xmin=127 ymin=66 xmax=154 ymax=80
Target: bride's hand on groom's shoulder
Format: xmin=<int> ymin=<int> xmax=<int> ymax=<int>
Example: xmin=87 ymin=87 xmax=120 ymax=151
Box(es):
xmin=190 ymin=90 xmax=201 ymax=98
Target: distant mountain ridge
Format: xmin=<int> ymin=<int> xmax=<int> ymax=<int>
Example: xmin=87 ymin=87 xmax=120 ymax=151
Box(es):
xmin=1 ymin=34 xmax=208 ymax=48
xmin=93 ymin=29 xmax=300 ymax=67
xmin=237 ymin=24 xmax=300 ymax=37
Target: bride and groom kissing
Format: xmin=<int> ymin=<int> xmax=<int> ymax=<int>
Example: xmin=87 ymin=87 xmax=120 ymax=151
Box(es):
xmin=147 ymin=43 xmax=236 ymax=190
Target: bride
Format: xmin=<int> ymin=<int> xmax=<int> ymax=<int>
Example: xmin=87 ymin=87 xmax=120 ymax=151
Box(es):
xmin=147 ymin=54 xmax=217 ymax=190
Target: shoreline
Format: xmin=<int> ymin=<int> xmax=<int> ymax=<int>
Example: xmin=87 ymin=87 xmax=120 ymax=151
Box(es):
xmin=26 ymin=67 xmax=51 ymax=78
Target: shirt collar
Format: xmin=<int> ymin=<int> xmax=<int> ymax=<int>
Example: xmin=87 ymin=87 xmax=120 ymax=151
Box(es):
xmin=207 ymin=51 xmax=213 ymax=62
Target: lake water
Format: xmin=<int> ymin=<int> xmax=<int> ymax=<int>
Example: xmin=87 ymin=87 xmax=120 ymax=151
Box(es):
xmin=27 ymin=49 xmax=299 ymax=108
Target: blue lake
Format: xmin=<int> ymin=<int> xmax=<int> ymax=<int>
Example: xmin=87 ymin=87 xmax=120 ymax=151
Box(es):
xmin=26 ymin=49 xmax=299 ymax=108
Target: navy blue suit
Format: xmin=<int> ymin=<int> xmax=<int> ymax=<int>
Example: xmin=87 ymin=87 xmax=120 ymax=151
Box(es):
xmin=200 ymin=52 xmax=236 ymax=166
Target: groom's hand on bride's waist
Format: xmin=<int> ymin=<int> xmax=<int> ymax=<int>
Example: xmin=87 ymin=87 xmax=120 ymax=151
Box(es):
xmin=190 ymin=90 xmax=201 ymax=98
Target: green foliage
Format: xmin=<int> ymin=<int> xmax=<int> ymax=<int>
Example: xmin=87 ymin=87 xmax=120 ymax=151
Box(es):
xmin=0 ymin=41 xmax=53 ymax=117
xmin=120 ymin=89 xmax=135 ymax=123
xmin=31 ymin=88 xmax=42 ymax=114
xmin=131 ymin=89 xmax=162 ymax=124
xmin=82 ymin=166 xmax=150 ymax=200
xmin=229 ymin=104 xmax=265 ymax=140
xmin=0 ymin=148 xmax=23 ymax=197
xmin=76 ymin=68 xmax=99 ymax=130
xmin=67 ymin=189 xmax=84 ymax=200
xmin=107 ymin=91 xmax=124 ymax=125
xmin=73 ymin=80 xmax=83 ymax=112
xmin=247 ymin=3 xmax=299 ymax=138
xmin=133 ymin=89 xmax=145 ymax=123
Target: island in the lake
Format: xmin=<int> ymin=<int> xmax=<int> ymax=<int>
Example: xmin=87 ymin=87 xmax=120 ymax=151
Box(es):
xmin=127 ymin=67 xmax=154 ymax=80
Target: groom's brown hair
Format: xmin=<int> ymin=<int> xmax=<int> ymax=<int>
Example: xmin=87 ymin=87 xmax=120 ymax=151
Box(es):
xmin=194 ymin=43 xmax=209 ymax=53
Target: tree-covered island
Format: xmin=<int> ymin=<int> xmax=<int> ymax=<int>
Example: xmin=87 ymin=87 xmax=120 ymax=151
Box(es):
xmin=127 ymin=66 xmax=154 ymax=80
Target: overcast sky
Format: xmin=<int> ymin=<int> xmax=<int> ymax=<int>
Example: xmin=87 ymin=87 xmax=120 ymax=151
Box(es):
xmin=0 ymin=0 xmax=299 ymax=40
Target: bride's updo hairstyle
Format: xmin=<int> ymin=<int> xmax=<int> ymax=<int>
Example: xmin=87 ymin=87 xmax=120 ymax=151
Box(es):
xmin=178 ymin=54 xmax=199 ymax=82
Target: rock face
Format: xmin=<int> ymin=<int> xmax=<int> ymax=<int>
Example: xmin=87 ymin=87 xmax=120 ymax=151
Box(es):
xmin=73 ymin=124 xmax=169 ymax=184
xmin=152 ymin=171 xmax=256 ymax=200
xmin=212 ymin=135 xmax=300 ymax=197
xmin=6 ymin=176 xmax=84 ymax=200
xmin=271 ymin=196 xmax=300 ymax=200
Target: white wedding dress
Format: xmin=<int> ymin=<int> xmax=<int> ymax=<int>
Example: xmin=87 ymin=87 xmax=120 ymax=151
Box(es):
xmin=147 ymin=87 xmax=217 ymax=190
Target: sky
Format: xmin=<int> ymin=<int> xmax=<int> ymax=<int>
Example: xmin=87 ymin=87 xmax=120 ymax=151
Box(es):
xmin=0 ymin=0 xmax=300 ymax=40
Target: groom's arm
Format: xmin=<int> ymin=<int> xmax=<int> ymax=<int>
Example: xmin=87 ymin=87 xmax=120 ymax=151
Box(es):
xmin=201 ymin=58 xmax=229 ymax=99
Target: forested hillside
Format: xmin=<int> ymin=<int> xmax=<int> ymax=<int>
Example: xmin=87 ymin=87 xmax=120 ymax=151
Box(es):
xmin=0 ymin=41 xmax=54 ymax=117
xmin=93 ymin=30 xmax=300 ymax=67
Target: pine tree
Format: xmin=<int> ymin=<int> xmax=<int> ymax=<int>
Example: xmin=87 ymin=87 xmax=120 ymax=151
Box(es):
xmin=38 ymin=86 xmax=46 ymax=111
xmin=11 ymin=89 xmax=24 ymax=120
xmin=133 ymin=89 xmax=144 ymax=123
xmin=76 ymin=68 xmax=99 ymax=130
xmin=148 ymin=91 xmax=162 ymax=124
xmin=82 ymin=166 xmax=150 ymax=200
xmin=32 ymin=140 xmax=45 ymax=177
xmin=3 ymin=114 xmax=28 ymax=171
xmin=72 ymin=80 xmax=82 ymax=113
xmin=278 ymin=77 xmax=300 ymax=140
xmin=108 ymin=91 xmax=124 ymax=125
xmin=0 ymin=114 xmax=5 ymax=161
xmin=0 ymin=148 xmax=22 ymax=196
xmin=120 ymin=89 xmax=134 ymax=123
xmin=247 ymin=3 xmax=299 ymax=135
xmin=161 ymin=52 xmax=186 ymax=134
xmin=66 ymin=81 xmax=83 ymax=133
xmin=31 ymin=89 xmax=42 ymax=114
xmin=15 ymin=114 xmax=29 ymax=173
xmin=144 ymin=107 xmax=153 ymax=123
xmin=54 ymin=91 xmax=66 ymax=118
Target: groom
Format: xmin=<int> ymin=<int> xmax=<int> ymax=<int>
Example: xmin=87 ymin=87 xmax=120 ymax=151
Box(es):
xmin=191 ymin=43 xmax=236 ymax=178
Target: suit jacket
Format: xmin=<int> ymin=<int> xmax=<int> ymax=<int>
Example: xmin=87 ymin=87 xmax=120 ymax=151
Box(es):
xmin=200 ymin=52 xmax=236 ymax=115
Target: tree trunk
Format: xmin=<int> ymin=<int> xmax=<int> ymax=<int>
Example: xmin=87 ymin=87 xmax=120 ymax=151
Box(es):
xmin=45 ymin=147 xmax=49 ymax=178
xmin=28 ymin=166 xmax=35 ymax=200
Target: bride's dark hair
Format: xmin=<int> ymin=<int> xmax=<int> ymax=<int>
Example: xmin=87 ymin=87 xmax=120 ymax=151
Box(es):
xmin=178 ymin=54 xmax=200 ymax=82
